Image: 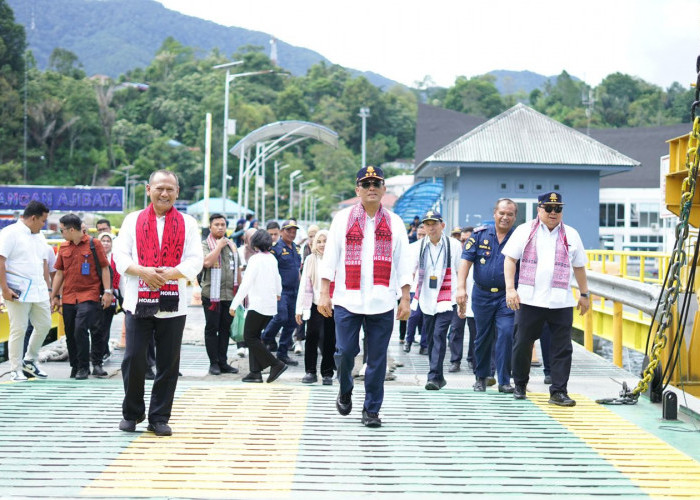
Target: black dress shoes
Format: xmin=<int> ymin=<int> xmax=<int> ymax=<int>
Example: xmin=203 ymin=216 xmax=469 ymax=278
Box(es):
xmin=498 ymin=384 xmax=515 ymax=394
xmin=92 ymin=365 xmax=108 ymax=377
xmin=302 ymin=373 xmax=317 ymax=384
xmin=267 ymin=362 xmax=288 ymax=383
xmin=242 ymin=372 xmax=263 ymax=383
xmin=513 ymin=385 xmax=527 ymax=400
xmin=336 ymin=390 xmax=352 ymax=415
xmin=147 ymin=422 xmax=172 ymax=436
xmin=403 ymin=343 xmax=411 ymax=353
xmin=544 ymin=375 xmax=552 ymax=385
xmin=277 ymin=356 xmax=299 ymax=366
xmin=361 ymin=409 xmax=381 ymax=428
xmin=425 ymin=380 xmax=441 ymax=390
xmin=119 ymin=414 xmax=145 ymax=432
xmin=220 ymin=364 xmax=239 ymax=374
xmin=448 ymin=362 xmax=461 ymax=373
xmin=322 ymin=376 xmax=333 ymax=386
xmin=208 ymin=364 xmax=221 ymax=375
xmin=548 ymin=392 xmax=576 ymax=407
xmin=75 ymin=368 xmax=89 ymax=380
xmin=473 ymin=378 xmax=486 ymax=392
xmin=418 ymin=347 xmax=428 ymax=355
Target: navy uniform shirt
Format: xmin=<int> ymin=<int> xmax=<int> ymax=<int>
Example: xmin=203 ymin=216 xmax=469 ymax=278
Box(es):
xmin=270 ymin=238 xmax=301 ymax=292
xmin=461 ymin=224 xmax=516 ymax=290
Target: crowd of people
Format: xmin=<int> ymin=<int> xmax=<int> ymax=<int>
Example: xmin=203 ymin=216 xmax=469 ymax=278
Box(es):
xmin=0 ymin=166 xmax=589 ymax=434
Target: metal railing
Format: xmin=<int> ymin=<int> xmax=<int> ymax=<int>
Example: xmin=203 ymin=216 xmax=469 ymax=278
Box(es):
xmin=586 ymin=249 xmax=671 ymax=284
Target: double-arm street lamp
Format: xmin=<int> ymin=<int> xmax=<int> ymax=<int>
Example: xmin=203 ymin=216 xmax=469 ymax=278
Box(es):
xmin=213 ymin=61 xmax=277 ymax=202
xmin=110 ymin=164 xmax=134 ymax=212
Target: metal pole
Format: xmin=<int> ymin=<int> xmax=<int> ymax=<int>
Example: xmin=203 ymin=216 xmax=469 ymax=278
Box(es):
xmin=222 ymin=69 xmax=230 ymax=199
xmin=203 ymin=112 xmax=212 ymax=227
xmin=142 ymin=182 xmax=147 ymax=209
xmin=237 ymin=142 xmax=245 ymax=220
xmin=359 ymin=107 xmax=370 ymax=169
xmin=274 ymin=160 xmax=278 ymax=221
xmin=244 ymin=149 xmax=251 ymax=219
xmin=254 ymin=143 xmax=260 ymax=219
xmin=261 ymin=154 xmax=266 ymax=223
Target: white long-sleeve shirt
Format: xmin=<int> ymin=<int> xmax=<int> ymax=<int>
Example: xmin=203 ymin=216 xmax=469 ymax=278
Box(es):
xmin=113 ymin=209 xmax=203 ymax=318
xmin=0 ymin=221 xmax=50 ymax=303
xmin=319 ymin=205 xmax=412 ymax=315
xmin=410 ymin=235 xmax=463 ymax=316
xmin=230 ymin=252 xmax=282 ymax=316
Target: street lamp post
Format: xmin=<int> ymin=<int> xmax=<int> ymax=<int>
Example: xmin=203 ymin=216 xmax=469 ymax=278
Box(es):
xmin=274 ymin=162 xmax=289 ymax=221
xmin=305 ymin=186 xmax=318 ymax=223
xmin=212 ymin=60 xmax=244 ymax=201
xmin=358 ymin=107 xmax=370 ymax=169
xmin=298 ymin=179 xmax=315 ymax=222
xmin=312 ymin=196 xmax=325 ymax=224
xmin=110 ymin=164 xmax=134 ymax=212
xmin=289 ymin=170 xmax=302 ymax=218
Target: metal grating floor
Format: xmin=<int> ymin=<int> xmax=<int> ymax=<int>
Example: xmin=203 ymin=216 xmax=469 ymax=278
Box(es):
xmin=1 ymin=380 xmax=700 ymax=498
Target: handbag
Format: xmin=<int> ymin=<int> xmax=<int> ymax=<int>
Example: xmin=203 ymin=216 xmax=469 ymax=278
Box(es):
xmin=229 ymin=305 xmax=246 ymax=343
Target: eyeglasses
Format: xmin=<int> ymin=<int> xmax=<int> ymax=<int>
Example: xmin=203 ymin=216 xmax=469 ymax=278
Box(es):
xmin=358 ymin=180 xmax=383 ymax=189
xmin=541 ymin=205 xmax=563 ymax=213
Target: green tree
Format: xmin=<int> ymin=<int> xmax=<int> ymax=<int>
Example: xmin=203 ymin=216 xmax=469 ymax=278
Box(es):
xmin=48 ymin=48 xmax=85 ymax=79
xmin=0 ymin=0 xmax=26 ymax=164
xmin=444 ymin=75 xmax=505 ymax=118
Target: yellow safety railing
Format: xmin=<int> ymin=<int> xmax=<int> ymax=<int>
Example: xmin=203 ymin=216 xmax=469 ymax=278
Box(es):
xmin=586 ymin=249 xmax=671 ymax=284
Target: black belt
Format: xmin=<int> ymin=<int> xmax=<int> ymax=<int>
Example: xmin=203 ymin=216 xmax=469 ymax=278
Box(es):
xmin=475 ymin=283 xmax=504 ymax=293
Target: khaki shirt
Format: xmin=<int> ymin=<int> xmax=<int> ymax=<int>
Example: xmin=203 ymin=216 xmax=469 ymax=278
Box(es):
xmin=200 ymin=239 xmax=238 ymax=301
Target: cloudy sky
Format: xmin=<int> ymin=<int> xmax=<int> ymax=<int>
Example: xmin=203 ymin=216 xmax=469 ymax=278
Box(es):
xmin=157 ymin=0 xmax=700 ymax=90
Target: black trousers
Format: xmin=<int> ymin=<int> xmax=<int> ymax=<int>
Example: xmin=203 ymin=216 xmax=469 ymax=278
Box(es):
xmin=244 ymin=309 xmax=279 ymax=373
xmin=100 ymin=305 xmax=116 ymax=358
xmin=63 ymin=301 xmax=103 ymax=369
xmin=304 ymin=304 xmax=336 ymax=377
xmin=121 ymin=312 xmax=186 ymax=424
xmin=512 ymin=304 xmax=573 ymax=395
xmin=201 ymin=297 xmax=234 ymax=366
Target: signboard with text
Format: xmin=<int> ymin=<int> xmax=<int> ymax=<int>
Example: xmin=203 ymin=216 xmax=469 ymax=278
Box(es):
xmin=0 ymin=185 xmax=125 ymax=213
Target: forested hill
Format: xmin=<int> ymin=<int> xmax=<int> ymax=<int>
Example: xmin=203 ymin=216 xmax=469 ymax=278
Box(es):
xmin=7 ymin=0 xmax=399 ymax=89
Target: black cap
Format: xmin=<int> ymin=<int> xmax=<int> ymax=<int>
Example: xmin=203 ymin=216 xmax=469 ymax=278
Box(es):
xmin=281 ymin=219 xmax=300 ymax=230
xmin=422 ymin=210 xmax=443 ymax=223
xmin=538 ymin=191 xmax=564 ymax=205
xmin=356 ymin=165 xmax=384 ymax=182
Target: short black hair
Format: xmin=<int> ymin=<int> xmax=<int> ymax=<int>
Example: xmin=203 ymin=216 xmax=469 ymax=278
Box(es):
xmin=209 ymin=213 xmax=227 ymax=225
xmin=266 ymin=220 xmax=280 ymax=230
xmin=96 ymin=218 xmax=111 ymax=228
xmin=23 ymin=200 xmax=49 ymax=219
xmin=463 ymin=226 xmax=474 ymax=233
xmin=250 ymin=228 xmax=272 ymax=252
xmin=59 ymin=213 xmax=82 ymax=231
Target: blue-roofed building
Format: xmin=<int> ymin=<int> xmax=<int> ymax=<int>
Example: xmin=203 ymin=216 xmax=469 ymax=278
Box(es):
xmin=415 ymin=103 xmax=639 ymax=249
xmin=392 ymin=179 xmax=444 ymax=225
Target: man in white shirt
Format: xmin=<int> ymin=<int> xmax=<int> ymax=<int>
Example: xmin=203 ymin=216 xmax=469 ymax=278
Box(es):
xmin=0 ymin=201 xmax=52 ymax=381
xmin=113 ymin=170 xmax=203 ymax=436
xmin=502 ymin=191 xmax=589 ymax=407
xmin=318 ymin=166 xmax=412 ymax=428
xmin=411 ymin=211 xmax=462 ymax=390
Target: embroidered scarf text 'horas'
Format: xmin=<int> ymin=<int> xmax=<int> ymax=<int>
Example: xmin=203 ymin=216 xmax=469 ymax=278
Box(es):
xmin=134 ymin=204 xmax=185 ymax=317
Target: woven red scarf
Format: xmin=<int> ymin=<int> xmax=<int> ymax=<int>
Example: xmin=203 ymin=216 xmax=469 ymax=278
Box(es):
xmin=344 ymin=202 xmax=392 ymax=290
xmin=134 ymin=204 xmax=185 ymax=317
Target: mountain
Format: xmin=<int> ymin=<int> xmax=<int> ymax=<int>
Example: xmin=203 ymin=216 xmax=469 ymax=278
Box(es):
xmin=7 ymin=0 xmax=400 ymax=89
xmin=487 ymin=69 xmax=580 ymax=96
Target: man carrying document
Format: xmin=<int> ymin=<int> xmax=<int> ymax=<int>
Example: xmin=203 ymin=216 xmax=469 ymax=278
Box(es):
xmin=0 ymin=201 xmax=52 ymax=381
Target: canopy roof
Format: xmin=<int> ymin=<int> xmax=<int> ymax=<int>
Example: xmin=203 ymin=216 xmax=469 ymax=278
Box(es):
xmin=230 ymin=121 xmax=338 ymax=158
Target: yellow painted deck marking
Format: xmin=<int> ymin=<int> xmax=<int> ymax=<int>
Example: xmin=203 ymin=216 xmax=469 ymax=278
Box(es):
xmin=83 ymin=385 xmax=310 ymax=499
xmin=531 ymin=392 xmax=700 ymax=498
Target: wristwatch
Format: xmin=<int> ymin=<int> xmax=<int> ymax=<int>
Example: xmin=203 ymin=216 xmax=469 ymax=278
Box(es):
xmin=103 ymin=289 xmax=114 ymax=294
xmin=580 ymin=292 xmax=589 ymax=298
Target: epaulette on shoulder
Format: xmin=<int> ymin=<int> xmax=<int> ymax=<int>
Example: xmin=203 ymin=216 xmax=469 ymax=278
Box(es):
xmin=473 ymin=225 xmax=488 ymax=233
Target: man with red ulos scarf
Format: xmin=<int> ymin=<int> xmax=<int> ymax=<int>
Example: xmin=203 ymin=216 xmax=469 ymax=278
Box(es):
xmin=113 ymin=170 xmax=203 ymax=436
xmin=318 ymin=166 xmax=412 ymax=428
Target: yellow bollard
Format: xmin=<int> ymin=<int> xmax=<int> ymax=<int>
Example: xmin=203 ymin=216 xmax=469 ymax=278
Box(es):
xmin=612 ymin=301 xmax=623 ymax=367
xmin=584 ymin=306 xmax=594 ymax=352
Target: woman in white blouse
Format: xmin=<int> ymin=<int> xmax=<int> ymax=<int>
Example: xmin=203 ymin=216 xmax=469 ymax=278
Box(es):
xmin=295 ymin=230 xmax=336 ymax=385
xmin=229 ymin=230 xmax=287 ymax=383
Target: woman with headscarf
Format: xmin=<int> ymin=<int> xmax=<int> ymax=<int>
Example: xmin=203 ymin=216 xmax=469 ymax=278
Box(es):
xmin=295 ymin=230 xmax=336 ymax=385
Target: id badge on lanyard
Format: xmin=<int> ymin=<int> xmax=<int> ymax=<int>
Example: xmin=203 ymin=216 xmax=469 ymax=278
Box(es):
xmin=81 ymin=254 xmax=91 ymax=275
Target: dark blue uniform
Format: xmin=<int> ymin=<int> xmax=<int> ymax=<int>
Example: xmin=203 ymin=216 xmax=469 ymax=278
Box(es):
xmin=461 ymin=224 xmax=516 ymax=386
xmin=261 ymin=239 xmax=301 ymax=359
